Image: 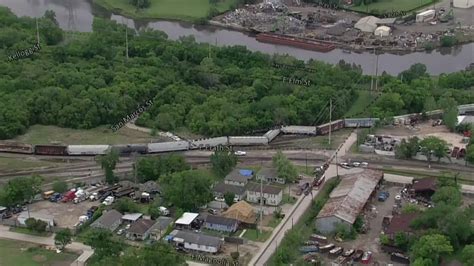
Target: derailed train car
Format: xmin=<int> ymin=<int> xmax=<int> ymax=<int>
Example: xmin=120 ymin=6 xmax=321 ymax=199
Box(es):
xmin=34 ymin=145 xmax=68 ymax=155
xmin=228 ymin=136 xmax=269 ymax=146
xmin=316 ymin=119 xmax=344 ymax=135
xmin=147 ymin=141 xmax=190 ymax=153
xmin=111 ymin=144 xmax=148 ymax=155
xmin=191 ymin=137 xmax=229 ymax=149
xmin=67 ymin=145 xmax=111 ymax=155
xmin=0 ymin=142 xmax=34 ymax=154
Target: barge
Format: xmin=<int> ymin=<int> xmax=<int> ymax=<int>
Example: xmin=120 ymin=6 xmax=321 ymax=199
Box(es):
xmin=256 ymin=33 xmax=336 ymax=52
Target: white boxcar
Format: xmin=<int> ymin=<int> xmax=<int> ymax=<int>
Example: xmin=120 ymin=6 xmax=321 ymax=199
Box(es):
xmin=458 ymin=104 xmax=474 ymax=115
xmin=281 ymin=126 xmax=317 ymax=135
xmin=263 ymin=129 xmax=281 ymax=142
xmin=228 ymin=136 xmax=268 ymax=146
xmin=67 ymin=145 xmax=110 ymax=155
xmin=191 ymin=137 xmax=228 ymax=149
xmin=147 ymin=141 xmax=190 ymax=153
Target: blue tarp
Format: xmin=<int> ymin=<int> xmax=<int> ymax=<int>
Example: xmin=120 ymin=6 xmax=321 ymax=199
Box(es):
xmin=239 ymin=169 xmax=253 ymax=176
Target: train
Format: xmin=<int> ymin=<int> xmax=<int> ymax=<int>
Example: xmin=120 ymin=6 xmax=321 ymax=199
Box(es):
xmin=0 ymin=117 xmax=379 ymax=156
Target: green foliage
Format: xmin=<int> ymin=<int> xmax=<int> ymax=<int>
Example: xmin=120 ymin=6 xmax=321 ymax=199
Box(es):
xmin=410 ymin=234 xmax=453 ymax=264
xmin=129 ymin=0 xmax=151 ymax=8
xmin=380 ymin=234 xmax=390 ymax=245
xmin=402 ymin=203 xmax=420 ymax=214
xmin=54 ymin=229 xmax=72 ymax=250
xmin=334 ymin=223 xmax=357 ymax=240
xmin=398 ymin=63 xmax=429 ymax=84
xmin=440 ymin=36 xmax=457 ymax=47
xmin=85 ymin=229 xmax=124 ymax=261
xmin=224 ymin=192 xmax=235 ymax=207
xmin=231 ymin=251 xmax=240 ymax=261
xmin=0 ymin=175 xmax=43 ymax=207
xmin=113 ymin=197 xmax=140 ymax=213
xmin=353 ymin=215 xmax=364 ymax=233
xmin=148 ymin=198 xmax=163 ymax=219
xmin=432 ymin=186 xmax=462 ymax=206
xmin=210 ymin=151 xmax=237 ymax=178
xmin=272 ymin=151 xmax=297 ymax=183
xmin=137 ymin=154 xmax=190 ymax=182
xmin=120 ymin=242 xmax=186 ymax=265
xmin=394 ymin=232 xmax=413 ymax=251
xmin=466 ymin=145 xmax=474 ymax=165
xmin=461 ymin=245 xmax=474 ymax=266
xmin=99 ymin=149 xmax=119 ymax=184
xmin=395 ymin=136 xmax=420 ymax=159
xmin=52 ymin=180 xmax=68 ymax=193
xmin=25 ymin=218 xmax=48 ymax=233
xmin=419 ymin=136 xmax=449 ymax=163
xmin=423 ymin=96 xmax=437 ymax=112
xmin=443 ymin=107 xmax=458 ymax=132
xmin=162 ymin=170 xmax=213 ymax=211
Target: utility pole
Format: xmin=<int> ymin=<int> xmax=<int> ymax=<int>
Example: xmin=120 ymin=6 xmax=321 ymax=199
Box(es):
xmin=329 ymin=98 xmax=332 ymax=146
xmin=259 ymin=175 xmax=263 ymax=236
xmin=335 ymin=151 xmax=339 ymax=177
xmin=305 ymin=152 xmax=308 ymax=173
xmin=125 ymin=25 xmax=129 ymax=61
xmin=375 ymin=52 xmax=379 ymax=92
xmin=36 ymin=18 xmax=40 ymax=45
xmin=132 ymin=152 xmax=138 ymax=184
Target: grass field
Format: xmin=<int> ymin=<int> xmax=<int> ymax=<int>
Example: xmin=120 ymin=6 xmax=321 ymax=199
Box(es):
xmin=0 ymin=239 xmax=77 ymax=266
xmin=349 ymin=0 xmax=433 ymax=13
xmin=94 ymin=0 xmax=238 ymax=21
xmin=0 ymin=156 xmax=60 ymax=172
xmin=243 ymin=228 xmax=272 ymax=242
xmin=12 ymin=125 xmax=160 ymax=145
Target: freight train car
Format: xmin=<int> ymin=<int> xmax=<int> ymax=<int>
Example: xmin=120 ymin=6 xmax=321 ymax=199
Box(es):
xmin=0 ymin=143 xmax=34 ymax=154
xmin=67 ymin=145 xmax=111 ymax=155
xmin=228 ymin=136 xmax=269 ymax=146
xmin=34 ymin=145 xmax=68 ymax=155
xmin=191 ymin=137 xmax=229 ymax=149
xmin=147 ymin=141 xmax=190 ymax=153
xmin=112 ymin=144 xmax=148 ymax=155
xmin=281 ymin=126 xmax=317 ymax=135
xmin=458 ymin=103 xmax=474 ymax=115
xmin=316 ymin=119 xmax=344 ymax=135
xmin=344 ymin=118 xmax=379 ymax=128
xmin=263 ymin=129 xmax=281 ymax=142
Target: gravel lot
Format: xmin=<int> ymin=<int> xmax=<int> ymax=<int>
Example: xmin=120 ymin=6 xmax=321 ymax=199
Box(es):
xmin=26 ymin=200 xmax=99 ymax=228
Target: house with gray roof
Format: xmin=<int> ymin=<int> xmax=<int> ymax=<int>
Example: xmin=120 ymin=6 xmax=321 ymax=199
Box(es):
xmin=90 ymin=209 xmax=122 ymax=232
xmin=246 ymin=182 xmax=283 ymax=206
xmin=213 ymin=182 xmax=247 ymax=201
xmin=170 ymin=230 xmax=223 ymax=254
xmin=256 ymin=168 xmax=284 ymax=184
xmin=204 ymin=215 xmax=239 ymax=233
xmin=149 ymin=216 xmax=174 ymax=240
xmin=126 ymin=219 xmax=157 ymax=241
xmin=224 ymin=169 xmax=253 ymax=186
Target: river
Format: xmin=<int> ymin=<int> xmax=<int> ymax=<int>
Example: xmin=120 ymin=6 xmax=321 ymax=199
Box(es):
xmin=1 ymin=0 xmax=473 ymax=75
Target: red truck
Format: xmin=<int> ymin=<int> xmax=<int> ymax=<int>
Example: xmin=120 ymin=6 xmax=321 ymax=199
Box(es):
xmin=62 ymin=191 xmax=76 ymax=202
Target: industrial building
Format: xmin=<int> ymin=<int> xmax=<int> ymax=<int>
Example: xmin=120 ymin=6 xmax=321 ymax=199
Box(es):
xmin=453 ymin=0 xmax=474 ymax=8
xmin=315 ymin=170 xmax=384 ymax=234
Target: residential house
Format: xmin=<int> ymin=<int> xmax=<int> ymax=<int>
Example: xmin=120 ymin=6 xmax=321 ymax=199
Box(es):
xmin=213 ymin=182 xmax=247 ymax=201
xmin=175 ymin=212 xmax=200 ymax=230
xmin=224 ymin=169 xmax=253 ymax=186
xmin=149 ymin=216 xmax=174 ymax=240
xmin=204 ymin=215 xmax=239 ymax=233
xmin=256 ymin=168 xmax=285 ymax=184
xmin=170 ymin=230 xmax=223 ymax=254
xmin=126 ymin=219 xmax=157 ymax=241
xmin=222 ymin=201 xmax=256 ymax=226
xmin=90 ymin=209 xmax=122 ymax=232
xmin=246 ymin=183 xmax=283 ymax=206
xmin=122 ymin=213 xmax=143 ymax=224
xmin=315 ymin=170 xmax=383 ymax=234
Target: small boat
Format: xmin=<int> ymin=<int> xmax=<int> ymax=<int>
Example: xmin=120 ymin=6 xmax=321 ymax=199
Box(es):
xmin=352 ymin=249 xmax=364 ymax=261
xmin=303 ymin=240 xmax=320 ymax=246
xmin=329 ymin=246 xmax=343 ymax=256
xmin=343 ymin=249 xmax=355 ymax=257
xmin=309 ymin=234 xmax=328 ymax=243
xmin=299 ymin=245 xmax=319 ymax=253
xmin=319 ymin=243 xmax=335 ymax=252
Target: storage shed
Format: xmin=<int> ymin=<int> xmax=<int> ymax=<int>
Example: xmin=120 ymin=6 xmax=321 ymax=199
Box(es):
xmin=374 ymin=26 xmax=391 ymax=37
xmin=355 ymin=16 xmax=380 ymax=32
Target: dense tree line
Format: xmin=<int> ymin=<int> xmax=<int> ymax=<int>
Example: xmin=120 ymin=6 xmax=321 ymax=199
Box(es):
xmin=0 ymin=175 xmax=43 ymax=207
xmin=1 ymin=7 xmax=473 ymax=140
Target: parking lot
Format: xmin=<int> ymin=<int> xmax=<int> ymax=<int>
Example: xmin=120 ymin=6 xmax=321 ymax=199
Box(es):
xmin=23 ymin=200 xmax=98 ymax=228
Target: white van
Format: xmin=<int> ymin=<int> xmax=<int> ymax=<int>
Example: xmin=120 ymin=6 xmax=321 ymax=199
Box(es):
xmin=159 ymin=206 xmax=169 ymax=216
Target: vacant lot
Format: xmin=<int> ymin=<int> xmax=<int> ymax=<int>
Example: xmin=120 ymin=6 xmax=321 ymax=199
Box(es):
xmin=0 ymin=156 xmax=61 ymax=172
xmin=95 ymin=0 xmax=238 ymax=20
xmin=0 ymin=239 xmax=77 ymax=266
xmin=349 ymin=0 xmax=433 ymax=13
xmin=13 ymin=125 xmax=162 ymax=145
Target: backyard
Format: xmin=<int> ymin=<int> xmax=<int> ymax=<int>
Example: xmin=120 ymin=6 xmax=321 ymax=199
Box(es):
xmin=0 ymin=239 xmax=77 ymax=266
xmin=94 ymin=0 xmax=239 ymax=21
xmin=349 ymin=0 xmax=434 ymax=13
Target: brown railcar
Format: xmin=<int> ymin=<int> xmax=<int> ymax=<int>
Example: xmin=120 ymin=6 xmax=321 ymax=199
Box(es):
xmin=0 ymin=143 xmax=34 ymax=154
xmin=34 ymin=145 xmax=68 ymax=155
xmin=316 ymin=119 xmax=345 ymax=135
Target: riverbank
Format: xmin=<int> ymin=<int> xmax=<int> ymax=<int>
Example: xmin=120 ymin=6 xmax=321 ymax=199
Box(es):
xmin=93 ymin=0 xmax=238 ymax=22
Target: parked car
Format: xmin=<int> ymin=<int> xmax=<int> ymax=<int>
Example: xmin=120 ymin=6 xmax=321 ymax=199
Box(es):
xmin=339 ymin=163 xmax=351 ymax=169
xmin=208 ymin=209 xmax=218 ymax=215
xmin=352 ymin=162 xmax=360 ymax=167
xmin=117 ymin=229 xmax=124 ymax=235
xmin=378 ymin=191 xmax=390 ymax=202
xmin=234 ymin=151 xmax=246 ymax=156
xmin=214 ymin=196 xmax=225 ymax=202
xmin=361 ymin=251 xmax=372 ymax=264
xmin=361 ymin=162 xmax=368 ymax=168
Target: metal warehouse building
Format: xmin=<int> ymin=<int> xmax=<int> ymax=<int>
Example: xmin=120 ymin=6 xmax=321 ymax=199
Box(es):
xmin=315 ymin=169 xmax=383 ymax=234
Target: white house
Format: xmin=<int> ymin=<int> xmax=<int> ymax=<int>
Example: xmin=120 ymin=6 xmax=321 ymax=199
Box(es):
xmin=171 ymin=230 xmax=223 ymax=254
xmin=246 ymin=183 xmax=283 ymax=206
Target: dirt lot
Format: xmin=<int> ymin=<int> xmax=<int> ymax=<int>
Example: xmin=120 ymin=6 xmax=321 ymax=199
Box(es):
xmin=25 ymin=200 xmax=99 ymax=228
xmin=376 ymin=121 xmax=468 ymax=149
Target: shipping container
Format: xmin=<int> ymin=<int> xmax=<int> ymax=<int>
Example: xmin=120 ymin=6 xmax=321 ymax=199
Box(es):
xmin=0 ymin=143 xmax=34 ymax=154
xmin=148 ymin=141 xmax=190 ymax=153
xmin=34 ymin=145 xmax=68 ymax=155
xmin=317 ymin=120 xmax=344 ymax=135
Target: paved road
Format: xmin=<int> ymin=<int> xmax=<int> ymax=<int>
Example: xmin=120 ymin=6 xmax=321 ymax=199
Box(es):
xmin=249 ymin=132 xmax=358 ymax=266
xmin=0 ymin=225 xmax=93 ymax=266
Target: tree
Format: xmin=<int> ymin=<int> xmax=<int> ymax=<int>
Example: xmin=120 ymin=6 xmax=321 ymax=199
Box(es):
xmin=0 ymin=175 xmax=43 ymax=207
xmin=395 ymin=137 xmax=419 ymax=159
xmin=129 ymin=0 xmax=151 ymax=8
xmin=440 ymin=36 xmax=457 ymax=47
xmin=25 ymin=218 xmax=47 ymax=233
xmin=272 ymin=151 xmax=297 ymax=183
xmin=398 ymin=63 xmax=429 ymax=84
xmin=443 ymin=107 xmax=458 ymax=132
xmin=423 ymin=96 xmax=437 ymax=112
xmin=224 ymin=192 xmax=235 ymax=207
xmin=394 ymin=232 xmax=413 ymax=251
xmin=55 ymin=229 xmax=72 ymax=250
xmin=137 ymin=154 xmax=190 ymax=183
xmin=162 ymin=170 xmax=213 ymax=211
xmin=99 ymin=149 xmax=119 ymax=184
xmin=210 ymin=150 xmax=237 ymax=178
xmin=148 ymin=198 xmax=163 ymax=219
xmin=402 ymin=203 xmax=420 ymax=214
xmin=466 ymin=145 xmax=474 ymax=165
xmin=85 ymin=229 xmax=124 ymax=260
xmin=52 ymin=180 xmax=68 ymax=193
xmin=120 ymin=242 xmax=186 ymax=265
xmin=419 ymin=136 xmax=449 ymax=164
xmin=432 ymin=186 xmax=462 ymax=206
xmin=113 ymin=197 xmax=140 ymax=213
xmin=461 ymin=245 xmax=474 ymax=266
xmin=410 ymin=234 xmax=453 ymax=264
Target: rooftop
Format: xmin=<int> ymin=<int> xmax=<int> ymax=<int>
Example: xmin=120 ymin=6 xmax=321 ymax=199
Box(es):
xmin=91 ymin=210 xmax=122 ymax=229
xmin=317 ymin=170 xmax=383 ymax=224
xmin=171 ymin=230 xmax=222 ymax=247
xmin=150 ymin=216 xmax=174 ymax=231
xmin=225 ymin=169 xmax=251 ymax=183
xmin=175 ymin=212 xmax=199 ymax=225
xmin=385 ymin=213 xmax=419 ymax=235
xmin=246 ymin=182 xmax=282 ymax=195
xmin=128 ymin=219 xmax=156 ymax=235
xmin=257 ymin=168 xmax=278 ymax=178
xmin=222 ymin=201 xmax=256 ymax=224
xmin=213 ymin=182 xmax=247 ymax=195
xmin=412 ymin=178 xmax=437 ymax=192
xmin=205 ymin=215 xmax=239 ymax=227
xmin=122 ymin=213 xmax=143 ymax=222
